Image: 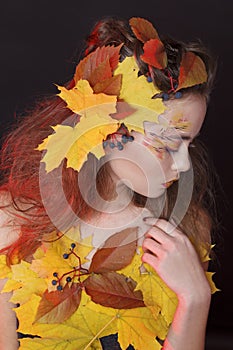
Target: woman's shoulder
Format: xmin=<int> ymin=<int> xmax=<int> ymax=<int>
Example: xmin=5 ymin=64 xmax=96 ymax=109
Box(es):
xmin=0 ymin=192 xmax=20 ymax=250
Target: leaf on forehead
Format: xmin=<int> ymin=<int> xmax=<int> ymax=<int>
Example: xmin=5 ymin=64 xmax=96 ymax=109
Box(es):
xmin=74 ymin=44 xmax=123 ymax=83
xmin=35 ymin=284 xmax=82 ymax=323
xmin=93 ymin=74 xmax=122 ymax=96
xmin=141 ymin=39 xmax=167 ymax=69
xmin=129 ymin=17 xmax=159 ymax=43
xmin=84 ymin=272 xmax=145 ymax=309
xmin=177 ymin=52 xmax=208 ymax=90
xmin=89 ymin=227 xmax=138 ymax=273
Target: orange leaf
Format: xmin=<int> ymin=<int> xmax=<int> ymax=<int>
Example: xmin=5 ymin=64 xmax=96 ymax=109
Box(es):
xmin=84 ymin=272 xmax=145 ymax=309
xmin=35 ymin=284 xmax=82 ymax=323
xmin=141 ymin=39 xmax=167 ymax=69
xmin=89 ymin=227 xmax=138 ymax=273
xmin=88 ymin=58 xmax=112 ymax=87
xmin=93 ymin=74 xmax=122 ymax=95
xmin=74 ymin=44 xmax=123 ymax=83
xmin=177 ymin=52 xmax=208 ymax=90
xmin=129 ymin=17 xmax=159 ymax=43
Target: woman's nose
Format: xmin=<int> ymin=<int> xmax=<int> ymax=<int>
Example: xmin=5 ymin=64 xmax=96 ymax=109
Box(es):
xmin=171 ymin=142 xmax=191 ymax=173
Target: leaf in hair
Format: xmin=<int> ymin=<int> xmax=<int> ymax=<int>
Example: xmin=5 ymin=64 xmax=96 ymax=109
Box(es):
xmin=35 ymin=284 xmax=82 ymax=323
xmin=93 ymin=74 xmax=122 ymax=96
xmin=74 ymin=44 xmax=123 ymax=83
xmin=177 ymin=52 xmax=208 ymax=90
xmin=141 ymin=39 xmax=167 ymax=69
xmin=89 ymin=227 xmax=138 ymax=273
xmin=56 ymin=79 xmax=116 ymax=114
xmin=84 ymin=271 xmax=145 ymax=309
xmin=129 ymin=17 xmax=159 ymax=43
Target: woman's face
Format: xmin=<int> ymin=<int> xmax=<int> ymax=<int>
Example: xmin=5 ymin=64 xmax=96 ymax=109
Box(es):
xmin=104 ymin=93 xmax=207 ymax=198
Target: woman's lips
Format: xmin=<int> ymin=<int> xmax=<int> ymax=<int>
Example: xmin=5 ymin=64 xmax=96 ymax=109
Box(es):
xmin=162 ymin=179 xmax=177 ymax=188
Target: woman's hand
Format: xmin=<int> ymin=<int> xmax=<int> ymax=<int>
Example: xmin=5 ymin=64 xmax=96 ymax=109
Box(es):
xmin=141 ymin=218 xmax=211 ymax=302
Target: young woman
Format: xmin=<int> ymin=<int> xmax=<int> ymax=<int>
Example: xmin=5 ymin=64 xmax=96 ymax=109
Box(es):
xmin=0 ymin=16 xmax=218 ymax=350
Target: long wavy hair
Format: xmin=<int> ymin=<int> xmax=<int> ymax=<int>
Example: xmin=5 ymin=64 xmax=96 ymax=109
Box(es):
xmin=0 ymin=16 xmax=219 ymax=264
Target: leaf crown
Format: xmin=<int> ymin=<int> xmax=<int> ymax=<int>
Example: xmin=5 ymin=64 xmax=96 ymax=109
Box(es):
xmin=37 ymin=17 xmax=208 ymax=173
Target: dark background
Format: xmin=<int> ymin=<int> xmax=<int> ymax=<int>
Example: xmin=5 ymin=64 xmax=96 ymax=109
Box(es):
xmin=0 ymin=1 xmax=232 ymax=349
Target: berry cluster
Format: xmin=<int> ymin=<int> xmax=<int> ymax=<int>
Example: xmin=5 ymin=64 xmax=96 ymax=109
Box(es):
xmin=103 ymin=123 xmax=134 ymax=151
xmin=51 ymin=243 xmax=89 ymax=291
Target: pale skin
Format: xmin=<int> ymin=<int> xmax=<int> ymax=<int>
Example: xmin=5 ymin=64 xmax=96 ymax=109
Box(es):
xmin=0 ymin=93 xmax=211 ymax=349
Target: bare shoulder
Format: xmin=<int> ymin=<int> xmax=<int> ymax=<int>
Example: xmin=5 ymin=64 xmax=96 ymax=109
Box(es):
xmin=0 ymin=192 xmax=20 ymax=250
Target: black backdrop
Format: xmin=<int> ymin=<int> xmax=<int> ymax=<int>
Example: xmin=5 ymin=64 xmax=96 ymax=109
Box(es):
xmin=0 ymin=1 xmax=232 ymax=348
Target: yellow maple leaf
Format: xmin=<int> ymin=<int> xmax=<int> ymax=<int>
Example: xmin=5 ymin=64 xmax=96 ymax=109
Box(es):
xmin=86 ymin=300 xmax=164 ymax=349
xmin=37 ymin=111 xmax=118 ymax=172
xmin=16 ymin=292 xmax=117 ymax=350
xmin=114 ymin=56 xmax=165 ymax=127
xmin=2 ymin=261 xmax=47 ymax=305
xmin=0 ymin=254 xmax=11 ymax=279
xmin=57 ymin=79 xmax=117 ymax=115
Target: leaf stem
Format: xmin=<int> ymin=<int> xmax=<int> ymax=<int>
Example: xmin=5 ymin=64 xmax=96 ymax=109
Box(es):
xmin=83 ymin=315 xmax=117 ymax=350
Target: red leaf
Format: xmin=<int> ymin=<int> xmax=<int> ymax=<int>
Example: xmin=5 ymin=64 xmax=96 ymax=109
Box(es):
xmin=93 ymin=74 xmax=122 ymax=95
xmin=34 ymin=284 xmax=82 ymax=323
xmin=74 ymin=44 xmax=123 ymax=83
xmin=88 ymin=58 xmax=112 ymax=87
xmin=141 ymin=39 xmax=167 ymax=69
xmin=84 ymin=272 xmax=145 ymax=309
xmin=129 ymin=17 xmax=159 ymax=43
xmin=89 ymin=227 xmax=138 ymax=273
xmin=177 ymin=52 xmax=208 ymax=90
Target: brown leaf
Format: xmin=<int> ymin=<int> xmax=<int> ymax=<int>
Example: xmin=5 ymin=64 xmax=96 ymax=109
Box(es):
xmin=88 ymin=58 xmax=112 ymax=87
xmin=177 ymin=52 xmax=208 ymax=90
xmin=89 ymin=227 xmax=138 ymax=273
xmin=141 ymin=39 xmax=167 ymax=69
xmin=34 ymin=284 xmax=82 ymax=323
xmin=93 ymin=74 xmax=122 ymax=95
xmin=110 ymin=101 xmax=137 ymax=120
xmin=84 ymin=272 xmax=145 ymax=309
xmin=129 ymin=17 xmax=159 ymax=43
xmin=74 ymin=44 xmax=123 ymax=83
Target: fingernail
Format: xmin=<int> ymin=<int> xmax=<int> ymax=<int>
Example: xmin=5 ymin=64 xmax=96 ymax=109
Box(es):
xmin=143 ymin=216 xmax=155 ymax=221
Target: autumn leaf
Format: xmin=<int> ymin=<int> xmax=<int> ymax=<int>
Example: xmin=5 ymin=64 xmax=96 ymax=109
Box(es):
xmin=129 ymin=17 xmax=159 ymax=43
xmin=74 ymin=44 xmax=123 ymax=83
xmin=0 ymin=254 xmax=11 ymax=279
xmin=114 ymin=57 xmax=165 ymax=127
xmin=56 ymin=79 xmax=116 ymax=115
xmin=93 ymin=74 xmax=122 ymax=95
xmin=177 ymin=51 xmax=208 ymax=90
xmin=37 ymin=111 xmax=118 ymax=172
xmin=87 ymin=301 xmax=164 ymax=350
xmin=88 ymin=58 xmax=112 ymax=87
xmin=2 ymin=260 xmax=47 ymax=305
xmin=35 ymin=284 xmax=82 ymax=323
xmin=141 ymin=39 xmax=167 ymax=69
xmin=84 ymin=272 xmax=145 ymax=309
xmin=89 ymin=227 xmax=138 ymax=273
xmin=16 ymin=292 xmax=117 ymax=350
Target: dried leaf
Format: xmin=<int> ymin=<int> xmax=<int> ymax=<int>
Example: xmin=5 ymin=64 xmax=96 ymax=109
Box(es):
xmin=93 ymin=74 xmax=122 ymax=95
xmin=84 ymin=272 xmax=145 ymax=309
xmin=74 ymin=44 xmax=123 ymax=83
xmin=129 ymin=17 xmax=159 ymax=43
xmin=35 ymin=284 xmax=82 ymax=323
xmin=89 ymin=227 xmax=138 ymax=273
xmin=177 ymin=52 xmax=208 ymax=90
xmin=88 ymin=58 xmax=112 ymax=87
xmin=141 ymin=39 xmax=167 ymax=69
